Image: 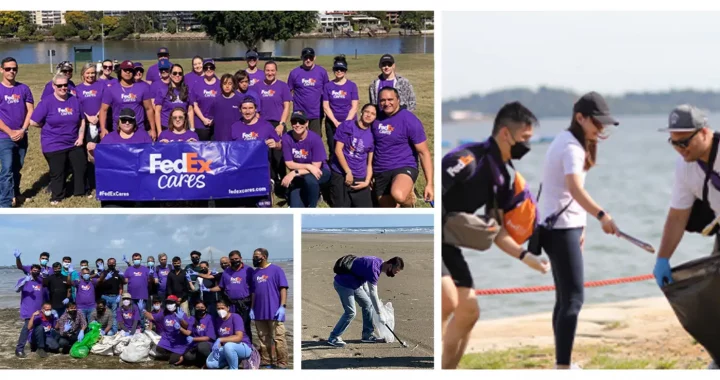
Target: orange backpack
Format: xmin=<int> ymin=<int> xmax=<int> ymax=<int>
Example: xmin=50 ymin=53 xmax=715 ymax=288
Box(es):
xmin=501 ymin=171 xmax=538 ymax=245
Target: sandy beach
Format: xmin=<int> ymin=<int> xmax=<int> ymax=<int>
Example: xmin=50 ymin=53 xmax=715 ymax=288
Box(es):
xmin=301 ymin=233 xmax=434 ymax=369
xmin=460 ymin=297 xmax=712 ymax=369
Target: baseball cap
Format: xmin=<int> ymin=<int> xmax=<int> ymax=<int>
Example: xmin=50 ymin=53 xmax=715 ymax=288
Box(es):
xmin=658 ymin=104 xmax=708 ymax=132
xmin=245 ymin=50 xmax=259 ymax=60
xmin=333 ymin=61 xmax=348 ymax=71
xmin=379 ymin=54 xmax=395 ymax=66
xmin=119 ymin=60 xmax=134 ymax=70
xmin=290 ymin=110 xmax=308 ymax=124
xmin=241 ymin=96 xmax=257 ymax=106
xmin=57 ymin=61 xmax=73 ymax=71
xmin=118 ymin=108 xmax=136 ymax=121
xmin=572 ymin=92 xmax=619 ymax=126
xmin=301 ymin=47 xmax=315 ymax=59
xmin=133 ymin=62 xmax=144 ymax=70
xmin=203 ymin=59 xmax=215 ymax=69
xmin=157 ymin=47 xmax=169 ymax=56
xmin=158 ymin=60 xmax=171 ymax=71
xmin=166 ymin=295 xmax=179 ymax=303
xmin=121 ymin=292 xmax=132 ymax=299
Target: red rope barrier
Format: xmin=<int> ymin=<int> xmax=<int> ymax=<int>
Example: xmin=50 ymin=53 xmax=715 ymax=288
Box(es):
xmin=475 ymin=273 xmax=655 ymax=296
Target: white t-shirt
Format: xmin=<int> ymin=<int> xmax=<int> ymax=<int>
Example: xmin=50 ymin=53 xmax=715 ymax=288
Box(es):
xmin=670 ymin=152 xmax=720 ymax=215
xmin=538 ymin=130 xmax=588 ymax=229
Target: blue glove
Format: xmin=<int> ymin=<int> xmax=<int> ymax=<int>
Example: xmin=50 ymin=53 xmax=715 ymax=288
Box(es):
xmin=124 ymin=331 xmax=131 ymax=337
xmin=200 ymin=282 xmax=209 ymax=292
xmin=13 ymin=249 xmax=21 ymax=258
xmin=250 ymin=309 xmax=255 ymax=320
xmin=105 ymin=270 xmax=114 ymax=278
xmin=68 ymin=263 xmax=74 ymax=273
xmin=654 ymin=258 xmax=673 ymax=287
xmin=100 ymin=330 xmax=106 ymax=336
xmin=97 ymin=263 xmax=104 ymax=271
xmin=186 ymin=336 xmax=194 ymax=344
xmin=115 ymin=295 xmax=121 ymax=304
xmin=64 ymin=321 xmax=72 ymax=332
xmin=138 ymin=300 xmax=145 ymax=311
xmin=274 ymin=306 xmax=286 ymax=322
xmin=51 ymin=310 xmax=58 ymax=319
xmin=211 ymin=270 xmax=218 ymax=276
xmin=212 ymin=339 xmax=221 ymax=352
xmin=62 ymin=298 xmax=70 ymax=305
xmin=78 ymin=330 xmax=85 ymax=341
xmin=185 ymin=272 xmax=192 ymax=281
xmin=174 ymin=320 xmax=181 ymax=330
xmin=122 ymin=254 xmax=128 ymax=264
xmin=186 ymin=269 xmax=197 ymax=276
xmin=176 ymin=308 xmax=185 ymax=320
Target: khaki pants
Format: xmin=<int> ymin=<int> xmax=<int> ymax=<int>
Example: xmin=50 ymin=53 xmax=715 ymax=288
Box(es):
xmin=254 ymin=320 xmax=288 ymax=367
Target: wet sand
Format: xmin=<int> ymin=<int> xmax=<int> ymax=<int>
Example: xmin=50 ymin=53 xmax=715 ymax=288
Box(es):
xmin=0 ymin=307 xmax=294 ymax=369
xmin=301 ymin=233 xmax=434 ymax=369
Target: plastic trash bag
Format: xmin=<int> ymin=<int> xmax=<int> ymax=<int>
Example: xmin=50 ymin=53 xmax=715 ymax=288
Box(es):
xmin=70 ymin=321 xmax=102 ymax=358
xmin=91 ymin=334 xmax=120 ymax=356
xmin=113 ymin=334 xmax=132 ymax=355
xmin=241 ymin=345 xmax=261 ymax=370
xmin=120 ymin=332 xmax=153 ymax=363
xmin=145 ymin=330 xmax=162 ymax=358
xmin=371 ymin=301 xmax=396 ymax=343
xmin=662 ymin=254 xmax=720 ymax=363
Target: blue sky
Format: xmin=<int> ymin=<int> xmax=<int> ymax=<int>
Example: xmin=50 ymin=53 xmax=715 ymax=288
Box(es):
xmin=0 ymin=215 xmax=293 ymax=266
xmin=443 ymin=12 xmax=720 ymax=99
xmin=302 ymin=214 xmax=434 ymax=228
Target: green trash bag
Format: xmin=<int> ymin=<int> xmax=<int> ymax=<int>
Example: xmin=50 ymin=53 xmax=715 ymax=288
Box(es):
xmin=70 ymin=321 xmax=102 ymax=359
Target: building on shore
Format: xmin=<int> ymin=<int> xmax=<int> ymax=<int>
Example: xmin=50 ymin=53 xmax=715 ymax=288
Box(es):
xmin=34 ymin=11 xmax=66 ymax=27
xmin=318 ymin=12 xmax=351 ymax=33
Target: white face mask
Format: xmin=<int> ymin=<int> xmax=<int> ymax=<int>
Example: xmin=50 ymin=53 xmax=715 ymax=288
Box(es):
xmin=166 ymin=304 xmax=176 ymax=312
xmin=122 ymin=300 xmax=131 ymax=307
xmin=218 ymin=310 xmax=228 ymax=319
xmin=152 ymin=304 xmax=161 ymax=311
xmin=62 ymin=262 xmax=70 ymax=269
xmin=43 ymin=310 xmax=52 ymax=317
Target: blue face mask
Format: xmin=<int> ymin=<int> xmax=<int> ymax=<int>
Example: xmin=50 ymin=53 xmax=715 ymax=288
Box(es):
xmin=83 ymin=274 xmax=90 ymax=281
xmin=40 ymin=259 xmax=48 ymax=266
xmin=147 ymin=262 xmax=155 ymax=267
xmin=133 ymin=260 xmax=141 ymax=266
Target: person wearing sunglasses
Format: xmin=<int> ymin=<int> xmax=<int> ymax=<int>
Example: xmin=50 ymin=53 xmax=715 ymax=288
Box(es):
xmin=159 ymin=107 xmax=198 ymax=143
xmin=257 ymin=61 xmax=292 ymax=197
xmin=134 ymin=62 xmax=148 ymax=85
xmin=190 ymin=59 xmax=220 ymax=141
xmin=0 ymin=57 xmax=33 ymax=208
xmin=212 ymin=74 xmax=243 ymax=142
xmin=281 ymin=110 xmax=330 ymax=208
xmin=146 ymin=47 xmax=173 ymax=85
xmin=322 ymin=55 xmax=359 ymax=160
xmin=98 ymin=59 xmax=118 ymax=86
xmin=369 ymin=54 xmax=416 ymax=112
xmin=99 ymin=60 xmax=157 ymax=141
xmin=41 ymin=61 xmax=77 ymax=99
xmin=654 ymin=105 xmax=720 ymax=370
xmin=29 ymin=74 xmax=87 ymax=206
xmin=537 ymin=92 xmax=621 ymax=370
xmin=244 ymin=49 xmax=264 ymax=87
xmin=288 ymin=47 xmax=329 ymax=138
xmin=155 ymin=64 xmax=193 ymax=131
xmin=185 ymin=56 xmax=204 ymax=91
xmin=149 ymin=60 xmax=172 ymax=106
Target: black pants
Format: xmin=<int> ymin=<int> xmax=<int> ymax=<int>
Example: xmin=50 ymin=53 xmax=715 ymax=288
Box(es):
xmin=325 ymin=119 xmax=338 ymax=161
xmin=58 ymin=332 xmax=78 ymax=354
xmin=268 ymin=120 xmax=287 ymax=191
xmin=32 ymin=325 xmax=60 ymax=352
xmin=183 ymin=341 xmax=212 ymax=367
xmin=308 ymin=118 xmax=322 ymax=138
xmin=540 ymin=227 xmax=584 ymax=366
xmin=329 ymin=172 xmax=373 ymax=208
xmin=43 ymin=146 xmax=86 ymax=202
xmin=196 ymin=127 xmax=213 ymax=142
xmin=230 ymin=297 xmax=253 ymax=344
xmin=156 ymin=346 xmax=183 ymax=364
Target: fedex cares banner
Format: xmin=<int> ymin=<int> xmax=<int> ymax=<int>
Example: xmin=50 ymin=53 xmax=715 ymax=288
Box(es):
xmin=95 ymin=141 xmax=270 ymax=201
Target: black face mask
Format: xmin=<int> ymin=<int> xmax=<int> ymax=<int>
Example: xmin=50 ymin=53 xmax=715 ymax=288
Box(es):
xmin=174 ymin=265 xmax=182 ymax=270
xmin=221 ymin=264 xmax=229 ymax=270
xmin=31 ymin=272 xmax=40 ymax=278
xmin=54 ymin=270 xmax=62 ymax=276
xmin=510 ymin=140 xmax=531 ymax=160
xmin=107 ymin=265 xmax=116 ymax=271
xmin=191 ymin=258 xmax=200 ymax=265
xmin=68 ymin=310 xmax=77 ymax=317
xmin=252 ymin=258 xmax=263 ymax=268
xmin=195 ymin=309 xmax=206 ymax=317
xmin=200 ymin=269 xmax=208 ymax=274
xmin=231 ymin=260 xmax=241 ymax=269
xmin=385 ymin=268 xmax=396 ymax=277
xmin=97 ymin=308 xmax=105 ymax=313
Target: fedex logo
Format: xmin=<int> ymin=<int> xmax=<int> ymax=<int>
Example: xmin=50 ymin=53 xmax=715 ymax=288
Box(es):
xmin=378 ymin=123 xmax=394 ymax=135
xmin=81 ymin=284 xmax=91 ymax=291
xmin=260 ymin=89 xmax=276 ymax=97
xmin=123 ymin=311 xmax=134 ymax=319
xmin=132 ymin=271 xmax=143 ymax=277
xmin=164 ymin=318 xmax=176 ymax=327
xmin=301 ymin=78 xmax=317 ymax=87
xmin=32 ymin=285 xmax=42 ymax=292
xmin=4 ymin=94 xmax=20 ymax=104
xmin=57 ymin=107 xmax=74 ymax=116
xmin=159 ymin=269 xmax=169 ymax=277
xmin=230 ymin=276 xmax=242 ymax=284
xmin=82 ymin=90 xmax=98 ymax=98
xmin=292 ymin=148 xmax=308 ymax=160
xmin=446 ymin=154 xmax=475 ymax=178
xmin=249 ymin=78 xmax=258 ymax=86
xmin=196 ymin=323 xmax=206 ymax=332
xmin=241 ymin=132 xmax=259 ymax=141
xmin=219 ymin=327 xmax=231 ymax=336
xmin=149 ymin=153 xmax=212 ymax=190
xmin=331 ymin=90 xmax=347 ymax=99
xmin=255 ymin=274 xmax=269 ymax=284
xmin=203 ymin=90 xmax=217 ymax=97
xmin=121 ymin=93 xmax=137 ymax=102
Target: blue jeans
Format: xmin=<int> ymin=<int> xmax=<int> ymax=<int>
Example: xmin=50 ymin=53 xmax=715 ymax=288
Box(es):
xmin=329 ymin=281 xmax=374 ymax=340
xmin=0 ymin=135 xmax=28 ymax=207
xmin=33 ymin=325 xmax=60 ymax=352
xmin=288 ymin=166 xmax=330 ymax=208
xmin=206 ymin=342 xmax=252 ymax=369
xmin=102 ymin=295 xmax=120 ymax=332
xmin=15 ymin=318 xmax=30 ymax=352
xmin=132 ymin=299 xmax=147 ymax=330
xmin=80 ymin=308 xmax=94 ymax=328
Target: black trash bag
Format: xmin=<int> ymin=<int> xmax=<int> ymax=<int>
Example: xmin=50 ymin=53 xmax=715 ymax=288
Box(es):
xmin=662 ymin=254 xmax=720 ymax=363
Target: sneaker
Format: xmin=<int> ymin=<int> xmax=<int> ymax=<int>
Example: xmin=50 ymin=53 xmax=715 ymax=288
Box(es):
xmin=361 ymin=336 xmax=382 ymax=343
xmin=15 ymin=350 xmax=26 ymax=358
xmin=327 ymin=337 xmax=347 ymax=347
xmin=554 ymin=363 xmax=582 ymax=370
xmin=37 ymin=349 xmax=48 ymax=358
xmin=708 ymin=361 xmax=719 ymax=370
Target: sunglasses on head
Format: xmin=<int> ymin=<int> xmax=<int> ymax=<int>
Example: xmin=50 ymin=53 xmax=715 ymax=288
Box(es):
xmin=55 ymin=83 xmax=69 ymax=88
xmin=669 ymin=129 xmax=701 ymax=149
xmin=3 ymin=67 xmax=18 ymax=72
xmin=171 ymin=71 xmax=183 ymax=76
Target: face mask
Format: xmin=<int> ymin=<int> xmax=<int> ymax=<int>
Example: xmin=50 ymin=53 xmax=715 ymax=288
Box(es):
xmin=108 ymin=265 xmax=116 ymax=271
xmin=147 ymin=262 xmax=155 ymax=267
xmin=166 ymin=304 xmax=176 ymax=312
xmin=133 ymin=260 xmax=141 ymax=266
xmin=122 ymin=300 xmax=131 ymax=307
xmin=200 ymin=268 xmax=208 ymax=274
xmin=41 ymin=259 xmax=48 ymax=266
xmin=97 ymin=308 xmax=105 ymax=313
xmin=173 ymin=265 xmax=181 ymax=270
xmin=386 ymin=268 xmax=396 ymax=277
xmin=69 ymin=310 xmax=77 ymax=317
xmin=191 ymin=258 xmax=200 ymax=265
xmin=218 ymin=310 xmax=228 ymax=319
xmin=252 ymin=258 xmax=263 ymax=267
xmin=195 ymin=309 xmax=206 ymax=317
xmin=44 ymin=310 xmax=52 ymax=317
xmin=62 ymin=262 xmax=70 ymax=269
xmin=82 ymin=274 xmax=90 ymax=281
xmin=54 ymin=270 xmax=62 ymax=275
xmin=221 ymin=264 xmax=229 ymax=270
xmin=81 ymin=266 xmax=88 ymax=270
xmin=231 ymin=260 xmax=241 ymax=269
xmin=32 ymin=272 xmax=40 ymax=278
xmin=152 ymin=304 xmax=161 ymax=311
xmin=509 ymin=136 xmax=531 ymax=160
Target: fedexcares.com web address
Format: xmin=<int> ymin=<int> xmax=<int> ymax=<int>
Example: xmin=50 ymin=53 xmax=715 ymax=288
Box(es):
xmin=228 ymin=187 xmax=267 ymax=195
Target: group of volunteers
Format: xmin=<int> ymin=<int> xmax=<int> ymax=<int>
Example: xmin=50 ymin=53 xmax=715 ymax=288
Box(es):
xmin=441 ymin=92 xmax=720 ymax=370
xmin=12 ymin=248 xmax=290 ymax=369
xmin=0 ymin=46 xmax=433 ymax=208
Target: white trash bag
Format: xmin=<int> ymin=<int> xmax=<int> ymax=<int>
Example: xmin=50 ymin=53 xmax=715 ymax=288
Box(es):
xmin=91 ymin=334 xmax=123 ymax=356
xmin=144 ymin=330 xmax=162 ymax=358
xmin=372 ymin=301 xmax=396 ymax=343
xmin=120 ymin=332 xmax=153 ymax=363
xmin=112 ymin=334 xmax=132 ymax=355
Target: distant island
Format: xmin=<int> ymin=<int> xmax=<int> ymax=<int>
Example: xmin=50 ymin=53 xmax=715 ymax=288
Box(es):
xmin=443 ymin=87 xmax=720 ymax=121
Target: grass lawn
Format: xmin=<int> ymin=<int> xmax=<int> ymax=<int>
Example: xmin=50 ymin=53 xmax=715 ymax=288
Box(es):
xmin=12 ymin=53 xmax=434 ymax=208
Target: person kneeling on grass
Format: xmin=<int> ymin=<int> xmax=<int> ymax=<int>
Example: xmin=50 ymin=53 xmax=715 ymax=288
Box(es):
xmin=206 ymin=300 xmax=254 ymax=370
xmin=143 ymin=295 xmax=189 ymax=365
xmin=327 ymin=256 xmax=404 ymax=347
xmin=28 ymin=302 xmax=59 ymax=358
xmin=179 ymin=300 xmax=216 ymax=368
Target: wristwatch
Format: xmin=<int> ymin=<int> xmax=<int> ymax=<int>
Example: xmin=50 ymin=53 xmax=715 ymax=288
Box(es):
xmin=294 ymin=169 xmax=299 ymax=175
xmin=281 ymin=122 xmax=287 ymax=128
xmin=282 ymin=304 xmax=286 ymax=308
xmin=597 ymin=210 xmax=606 ymax=221
xmin=518 ymin=250 xmax=529 ymax=261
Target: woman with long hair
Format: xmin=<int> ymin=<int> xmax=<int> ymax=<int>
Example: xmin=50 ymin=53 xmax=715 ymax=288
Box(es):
xmin=158 ymin=107 xmax=199 ymax=143
xmin=154 ymin=64 xmax=193 ymax=131
xmin=322 ymin=55 xmax=359 ymax=159
xmin=190 ymin=59 xmax=220 ymax=141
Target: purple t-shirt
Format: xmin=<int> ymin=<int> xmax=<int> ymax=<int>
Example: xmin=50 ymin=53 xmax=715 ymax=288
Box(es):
xmin=190 ymin=314 xmax=216 ymax=343
xmin=334 ymin=256 xmax=383 ymax=290
xmin=32 ymin=314 xmax=57 ymax=337
xmin=216 ymin=313 xmax=251 ymax=346
xmin=0 ymin=82 xmax=33 ymax=139
xmin=73 ymin=278 xmax=98 ymax=309
xmin=219 ymin=265 xmax=252 ymax=300
xmin=330 ymin=121 xmax=374 ymax=179
xmin=189 ymin=79 xmax=220 ymax=130
xmin=230 ymin=119 xmax=280 ymax=143
xmin=236 ymin=88 xmax=263 ymax=115
xmin=146 ymin=61 xmax=173 ymax=84
xmin=21 ymin=264 xmax=51 ymax=278
xmin=246 ymin=70 xmax=265 ymax=87
xmin=155 ymin=265 xmax=171 ymax=293
xmin=372 ymin=109 xmax=427 ymax=172
xmin=149 ymin=80 xmax=170 ymax=101
xmin=154 ymin=88 xmax=189 ymax=127
xmin=287 ymin=65 xmax=329 ymax=119
xmin=184 ymin=72 xmax=204 ymax=91
xmin=99 ymin=77 xmax=118 ymax=88
xmin=117 ymin=304 xmax=140 ymax=330
xmin=100 ymin=129 xmax=153 ymax=144
xmin=102 ymin=82 xmax=151 ymax=130
xmin=249 ymin=264 xmax=288 ymax=321
xmin=256 ymin=80 xmax=291 ymax=122
xmin=76 ymin=81 xmax=105 ymax=117
xmin=31 ymin=94 xmax=83 ymax=153
xmin=151 ymin=311 xmax=189 ymax=354
xmin=42 ymin=79 xmax=77 ymax=99
xmin=322 ymin=80 xmax=359 ymax=122
xmin=282 ymin=130 xmax=327 ymax=168
xmin=124 ymin=265 xmax=150 ymax=300
xmin=19 ymin=278 xmax=44 ymax=319
xmin=212 ymin=93 xmax=243 ymax=142
xmin=159 ymin=129 xmax=199 ymax=142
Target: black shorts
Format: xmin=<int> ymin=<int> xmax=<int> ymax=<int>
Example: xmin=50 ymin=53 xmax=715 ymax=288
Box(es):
xmin=373 ymin=166 xmax=419 ymax=196
xmin=329 ymin=171 xmax=373 ymax=208
xmin=442 ymin=261 xmax=450 ymax=277
xmin=442 ymin=243 xmax=474 ymax=288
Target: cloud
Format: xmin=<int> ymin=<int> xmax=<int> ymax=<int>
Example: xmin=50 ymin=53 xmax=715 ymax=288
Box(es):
xmin=262 ymin=220 xmax=281 ymax=237
xmin=109 ymin=239 xmax=125 ymax=249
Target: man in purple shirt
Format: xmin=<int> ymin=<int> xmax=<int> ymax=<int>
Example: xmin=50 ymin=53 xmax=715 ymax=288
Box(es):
xmin=72 ymin=267 xmax=98 ymax=323
xmin=154 ymin=253 xmax=172 ymax=303
xmin=249 ymin=248 xmax=289 ymax=369
xmin=15 ymin=264 xmax=46 ymax=357
xmin=0 ymin=57 xmax=34 ymax=208
xmin=15 ymin=250 xmax=51 ymax=279
xmin=207 ymin=250 xmax=253 ymax=342
xmin=287 ymin=47 xmax=329 ymax=138
xmin=123 ymin=252 xmax=153 ymax=328
xmin=146 ymin=47 xmax=172 ymax=84
xmin=327 ymin=256 xmax=404 ymax=347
